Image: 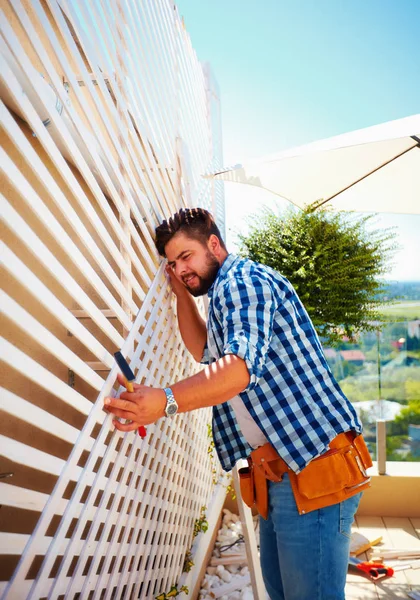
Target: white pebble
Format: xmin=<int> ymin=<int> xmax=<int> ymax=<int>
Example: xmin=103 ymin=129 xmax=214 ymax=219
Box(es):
xmin=226 ymin=564 xmax=240 ymax=573
xmin=220 ymin=570 xmax=232 ymax=583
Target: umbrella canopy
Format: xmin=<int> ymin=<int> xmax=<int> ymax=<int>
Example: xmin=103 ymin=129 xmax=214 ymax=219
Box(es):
xmin=208 ymin=114 xmax=420 ymax=214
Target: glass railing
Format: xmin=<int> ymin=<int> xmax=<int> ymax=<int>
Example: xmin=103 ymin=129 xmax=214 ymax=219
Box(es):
xmin=323 ymin=319 xmax=420 ymax=463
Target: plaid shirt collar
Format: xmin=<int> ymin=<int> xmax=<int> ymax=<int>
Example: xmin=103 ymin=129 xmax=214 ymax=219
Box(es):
xmin=208 ymin=253 xmax=238 ymax=299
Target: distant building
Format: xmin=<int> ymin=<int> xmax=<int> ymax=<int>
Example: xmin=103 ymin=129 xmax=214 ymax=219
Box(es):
xmin=339 ymin=350 xmax=366 ymax=365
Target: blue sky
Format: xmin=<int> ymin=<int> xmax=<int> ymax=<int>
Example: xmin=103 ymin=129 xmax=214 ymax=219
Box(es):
xmin=177 ymin=0 xmax=420 ymax=281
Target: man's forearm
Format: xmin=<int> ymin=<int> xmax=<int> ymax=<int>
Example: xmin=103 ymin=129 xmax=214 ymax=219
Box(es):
xmin=103 ymin=354 xmax=251 ymax=432
xmin=176 ymin=292 xmax=207 ymax=361
xmin=171 ymin=354 xmax=250 ymax=412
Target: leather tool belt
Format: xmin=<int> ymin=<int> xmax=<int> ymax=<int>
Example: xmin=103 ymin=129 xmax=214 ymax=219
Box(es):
xmin=238 ymin=432 xmax=372 ymax=520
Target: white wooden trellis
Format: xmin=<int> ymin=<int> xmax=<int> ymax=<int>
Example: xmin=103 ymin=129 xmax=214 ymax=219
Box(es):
xmin=0 ymin=1 xmax=227 ymax=598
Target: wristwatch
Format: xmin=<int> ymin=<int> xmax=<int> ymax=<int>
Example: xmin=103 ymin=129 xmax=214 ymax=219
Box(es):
xmin=163 ymin=387 xmax=178 ymax=417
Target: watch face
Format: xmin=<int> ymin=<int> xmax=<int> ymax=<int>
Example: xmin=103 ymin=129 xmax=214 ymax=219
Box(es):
xmin=166 ymin=403 xmax=178 ymax=416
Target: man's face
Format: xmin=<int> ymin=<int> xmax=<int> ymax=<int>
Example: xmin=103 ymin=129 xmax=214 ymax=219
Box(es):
xmin=165 ymin=232 xmax=220 ymax=297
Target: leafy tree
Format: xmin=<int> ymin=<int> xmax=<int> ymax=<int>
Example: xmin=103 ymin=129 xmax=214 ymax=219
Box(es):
xmin=238 ymin=206 xmax=397 ymax=345
xmin=389 ymin=399 xmax=420 ymax=435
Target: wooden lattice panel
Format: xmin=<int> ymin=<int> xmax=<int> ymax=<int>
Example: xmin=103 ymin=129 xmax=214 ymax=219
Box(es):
xmin=0 ymin=0 xmax=225 ymax=598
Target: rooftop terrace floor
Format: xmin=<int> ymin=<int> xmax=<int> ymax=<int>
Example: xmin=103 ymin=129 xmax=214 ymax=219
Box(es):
xmin=345 ymin=515 xmax=420 ymax=599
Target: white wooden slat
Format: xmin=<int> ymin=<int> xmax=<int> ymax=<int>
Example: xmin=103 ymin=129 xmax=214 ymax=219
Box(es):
xmin=1 ymin=292 xmax=104 ymax=391
xmin=46 ymin=425 xmax=139 ymax=596
xmin=0 ymin=153 xmax=133 ymax=332
xmin=0 ymin=483 xmax=49 ymax=513
xmin=0 ymin=478 xmax=159 ymax=531
xmin=0 ymin=243 xmax=114 ymax=368
xmin=0 ymin=338 xmax=94 ymax=416
xmin=70 ymin=0 xmax=176 ymax=219
xmin=47 ymin=286 xmax=177 ymax=595
xmin=154 ymin=1 xmax=206 ymax=177
xmin=3 ymin=268 xmax=167 ymax=593
xmin=168 ymin=20 xmax=209 ymax=175
xmin=23 ymin=0 xmax=167 ymax=253
xmin=0 ymin=435 xmax=66 ymax=477
xmin=114 ymin=0 xmax=178 ymax=170
xmin=0 ymin=581 xmax=31 ymax=597
xmin=0 ymin=199 xmax=125 ymax=348
xmin=0 ymin=533 xmax=50 ymax=556
xmin=0 ymin=388 xmax=85 ymax=447
xmin=77 ymin=316 xmax=182 ymax=597
xmin=0 ymin=84 xmax=143 ymax=311
xmin=2 ymin=1 xmax=225 ymax=598
xmin=120 ymin=1 xmax=178 ymax=175
xmin=1 ymin=5 xmax=158 ymax=277
xmin=39 ymin=316 xmax=194 ymax=596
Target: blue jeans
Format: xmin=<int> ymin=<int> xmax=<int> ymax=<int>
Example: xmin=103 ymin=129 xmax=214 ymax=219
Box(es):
xmin=260 ymin=473 xmax=362 ymax=600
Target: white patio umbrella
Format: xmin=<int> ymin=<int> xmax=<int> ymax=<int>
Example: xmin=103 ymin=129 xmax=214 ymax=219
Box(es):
xmin=207 ymin=114 xmax=420 ymax=214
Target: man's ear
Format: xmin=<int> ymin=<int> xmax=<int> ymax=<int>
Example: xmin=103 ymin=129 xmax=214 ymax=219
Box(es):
xmin=208 ymin=234 xmax=220 ymax=254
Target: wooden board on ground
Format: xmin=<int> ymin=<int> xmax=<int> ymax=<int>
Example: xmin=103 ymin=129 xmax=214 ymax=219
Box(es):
xmin=232 ymin=464 xmax=267 ymax=600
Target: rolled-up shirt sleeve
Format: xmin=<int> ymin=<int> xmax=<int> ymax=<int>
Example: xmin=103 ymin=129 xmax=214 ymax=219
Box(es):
xmin=216 ymin=274 xmax=276 ymax=391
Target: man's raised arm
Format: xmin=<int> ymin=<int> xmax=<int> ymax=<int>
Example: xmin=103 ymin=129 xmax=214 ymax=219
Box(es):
xmin=166 ymin=265 xmax=207 ymax=362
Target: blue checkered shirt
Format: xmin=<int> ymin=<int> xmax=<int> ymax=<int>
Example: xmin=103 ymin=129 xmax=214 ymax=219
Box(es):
xmin=201 ymin=254 xmax=362 ymax=473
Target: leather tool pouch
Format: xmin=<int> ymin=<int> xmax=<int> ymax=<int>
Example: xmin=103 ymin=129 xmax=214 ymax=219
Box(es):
xmin=238 ymin=463 xmax=254 ymax=508
xmin=238 ymin=444 xmax=287 ymax=520
xmin=290 ymin=433 xmax=373 ymax=515
xmin=238 ymin=433 xmax=372 ymax=519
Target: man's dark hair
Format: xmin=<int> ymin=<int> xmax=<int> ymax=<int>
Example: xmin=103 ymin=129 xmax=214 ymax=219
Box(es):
xmin=155 ymin=207 xmax=226 ymax=257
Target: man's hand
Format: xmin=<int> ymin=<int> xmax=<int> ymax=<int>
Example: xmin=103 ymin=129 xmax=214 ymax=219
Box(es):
xmin=165 ymin=263 xmax=188 ymax=297
xmin=104 ymin=373 xmax=166 ymax=432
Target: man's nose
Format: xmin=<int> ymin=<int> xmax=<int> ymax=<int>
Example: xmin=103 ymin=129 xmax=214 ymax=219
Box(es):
xmin=176 ymin=263 xmax=186 ymax=278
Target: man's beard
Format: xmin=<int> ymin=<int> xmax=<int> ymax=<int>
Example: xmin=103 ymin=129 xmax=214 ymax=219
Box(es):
xmin=183 ymin=252 xmax=220 ymax=297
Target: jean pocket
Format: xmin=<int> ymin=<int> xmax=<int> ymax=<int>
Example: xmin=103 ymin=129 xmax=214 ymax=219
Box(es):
xmin=339 ymin=493 xmax=362 ymax=539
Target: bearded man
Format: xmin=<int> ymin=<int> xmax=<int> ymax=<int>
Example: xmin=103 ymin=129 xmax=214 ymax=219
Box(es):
xmin=104 ymin=207 xmax=372 ymax=600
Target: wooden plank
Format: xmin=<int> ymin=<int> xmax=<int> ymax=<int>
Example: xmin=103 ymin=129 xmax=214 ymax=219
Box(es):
xmin=232 ymin=464 xmax=266 ymax=600
xmin=383 ymin=517 xmax=420 ymax=588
